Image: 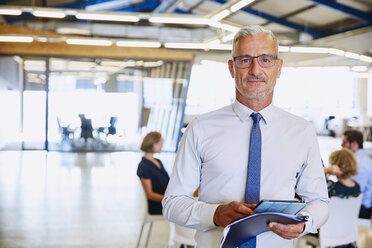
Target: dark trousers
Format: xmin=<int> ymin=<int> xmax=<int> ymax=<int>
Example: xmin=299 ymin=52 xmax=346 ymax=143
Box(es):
xmin=359 ymin=205 xmax=372 ymax=219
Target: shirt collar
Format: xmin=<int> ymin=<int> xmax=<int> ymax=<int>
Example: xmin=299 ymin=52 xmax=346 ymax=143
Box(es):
xmin=232 ymin=100 xmax=274 ymax=124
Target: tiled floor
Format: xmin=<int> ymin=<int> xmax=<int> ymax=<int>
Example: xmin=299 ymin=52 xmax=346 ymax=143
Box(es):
xmin=0 ymin=136 xmax=370 ymax=248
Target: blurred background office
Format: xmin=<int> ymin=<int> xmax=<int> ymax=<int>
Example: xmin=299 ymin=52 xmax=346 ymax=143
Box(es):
xmin=0 ymin=0 xmax=371 ymax=247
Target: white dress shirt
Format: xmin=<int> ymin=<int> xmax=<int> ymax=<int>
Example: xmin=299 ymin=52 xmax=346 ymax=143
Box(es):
xmin=163 ymin=101 xmax=329 ymax=248
xmin=354 ymin=149 xmax=372 ymax=208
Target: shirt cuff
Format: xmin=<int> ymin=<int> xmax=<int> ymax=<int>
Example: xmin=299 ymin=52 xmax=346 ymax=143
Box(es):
xmin=199 ymin=203 xmax=220 ymax=231
xmin=300 ymin=211 xmax=316 ymax=236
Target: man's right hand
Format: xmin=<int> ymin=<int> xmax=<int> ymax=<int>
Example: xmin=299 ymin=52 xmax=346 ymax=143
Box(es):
xmin=213 ymin=201 xmax=256 ymax=227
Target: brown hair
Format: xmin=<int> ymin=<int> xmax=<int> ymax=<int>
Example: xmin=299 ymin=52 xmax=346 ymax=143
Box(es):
xmin=140 ymin=131 xmax=162 ymax=152
xmin=343 ymin=129 xmax=364 ymax=149
xmin=329 ymin=148 xmax=358 ymax=179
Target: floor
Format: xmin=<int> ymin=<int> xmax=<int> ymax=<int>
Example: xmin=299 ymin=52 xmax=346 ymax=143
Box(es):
xmin=0 ymin=136 xmax=371 ymax=248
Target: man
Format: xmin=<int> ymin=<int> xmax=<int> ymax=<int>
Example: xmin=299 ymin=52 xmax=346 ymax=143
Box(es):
xmin=341 ymin=129 xmax=372 ymax=218
xmin=162 ymin=25 xmax=329 ymax=248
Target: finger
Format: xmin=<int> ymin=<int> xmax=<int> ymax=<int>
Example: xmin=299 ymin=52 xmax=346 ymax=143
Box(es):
xmin=235 ymin=203 xmax=255 ymax=215
xmin=268 ymin=222 xmax=303 ymax=240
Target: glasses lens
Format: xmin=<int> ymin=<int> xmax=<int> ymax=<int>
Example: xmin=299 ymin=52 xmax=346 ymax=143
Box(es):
xmin=236 ymin=57 xmax=252 ymax=68
xmin=258 ymin=55 xmax=276 ymax=67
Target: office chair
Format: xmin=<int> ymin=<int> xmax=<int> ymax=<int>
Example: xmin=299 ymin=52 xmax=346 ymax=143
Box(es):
xmin=301 ymin=194 xmax=363 ymax=248
xmin=168 ymin=223 xmax=196 ymax=248
xmin=136 ymin=212 xmax=167 ymax=248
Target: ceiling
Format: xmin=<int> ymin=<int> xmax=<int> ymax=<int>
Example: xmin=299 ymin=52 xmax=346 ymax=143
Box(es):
xmin=0 ymin=0 xmax=372 ymax=67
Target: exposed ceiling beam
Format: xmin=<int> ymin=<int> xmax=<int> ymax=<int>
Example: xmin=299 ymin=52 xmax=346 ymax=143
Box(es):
xmin=85 ymin=0 xmax=140 ymax=11
xmin=210 ymin=0 xmax=323 ymax=38
xmin=307 ymin=0 xmax=372 ymax=24
xmin=153 ymin=0 xmax=180 ymax=13
xmin=241 ymin=7 xmax=323 ymax=38
xmin=115 ymin=0 xmax=160 ymax=12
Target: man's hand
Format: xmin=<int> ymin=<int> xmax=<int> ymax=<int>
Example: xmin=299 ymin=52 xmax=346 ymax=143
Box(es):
xmin=267 ymin=221 xmax=305 ymax=240
xmin=213 ymin=201 xmax=256 ymax=227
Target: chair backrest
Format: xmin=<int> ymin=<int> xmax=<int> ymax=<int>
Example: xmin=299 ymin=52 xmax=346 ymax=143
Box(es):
xmin=169 ymin=223 xmax=196 ymax=247
xmin=319 ymin=194 xmax=363 ymax=248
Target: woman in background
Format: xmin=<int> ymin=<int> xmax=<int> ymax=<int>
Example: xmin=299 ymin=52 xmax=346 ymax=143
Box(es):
xmin=137 ymin=131 xmax=169 ymax=215
xmin=327 ymin=148 xmax=361 ymax=198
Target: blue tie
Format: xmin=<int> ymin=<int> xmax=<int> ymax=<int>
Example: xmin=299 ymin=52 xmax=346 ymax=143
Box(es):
xmin=240 ymin=112 xmax=262 ymax=248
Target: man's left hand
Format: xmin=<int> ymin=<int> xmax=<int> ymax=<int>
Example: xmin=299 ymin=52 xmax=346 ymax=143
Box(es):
xmin=267 ymin=221 xmax=305 ymax=240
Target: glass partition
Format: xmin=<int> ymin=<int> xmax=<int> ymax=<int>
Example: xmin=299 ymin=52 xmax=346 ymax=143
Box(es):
xmin=20 ymin=57 xmax=192 ymax=152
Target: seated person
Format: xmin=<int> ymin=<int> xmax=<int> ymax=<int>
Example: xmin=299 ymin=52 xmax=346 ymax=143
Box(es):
xmin=137 ymin=131 xmax=169 ymax=215
xmin=327 ymin=148 xmax=361 ymax=198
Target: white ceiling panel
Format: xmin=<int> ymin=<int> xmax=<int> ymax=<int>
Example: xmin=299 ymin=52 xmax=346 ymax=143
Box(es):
xmin=337 ymin=0 xmax=372 ymax=12
xmin=289 ymin=5 xmax=351 ymax=27
xmin=226 ymin=10 xmax=268 ymax=26
xmin=253 ymin=0 xmax=314 ymax=16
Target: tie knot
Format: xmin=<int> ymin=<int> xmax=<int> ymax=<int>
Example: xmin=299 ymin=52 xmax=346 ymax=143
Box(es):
xmin=250 ymin=112 xmax=262 ymax=123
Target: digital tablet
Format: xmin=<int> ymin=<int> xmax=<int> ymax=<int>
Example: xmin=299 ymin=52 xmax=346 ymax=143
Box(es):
xmin=253 ymin=200 xmax=306 ymax=215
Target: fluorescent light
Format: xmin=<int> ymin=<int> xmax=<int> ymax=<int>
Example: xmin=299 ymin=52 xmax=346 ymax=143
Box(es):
xmin=116 ymin=40 xmax=161 ymax=48
xmin=76 ymin=12 xmax=139 ymax=22
xmin=143 ymin=61 xmax=164 ymax=67
xmin=66 ymin=38 xmax=113 ymax=46
xmin=351 ymin=66 xmax=367 ymax=72
xmin=0 ymin=8 xmax=22 ymax=15
xmin=328 ymin=48 xmax=345 ymax=56
xmin=149 ymin=16 xmax=208 ymax=25
xmin=344 ymin=51 xmax=360 ymax=59
xmin=230 ymin=0 xmax=255 ymax=12
xmin=359 ymin=55 xmax=372 ymax=63
xmin=0 ymin=35 xmax=34 ymax=42
xmin=290 ymin=47 xmax=329 ymax=53
xmin=33 ymin=9 xmax=66 ymax=18
xmin=222 ymin=33 xmax=235 ymax=42
xmin=220 ymin=23 xmax=240 ymax=33
xmin=207 ymin=43 xmax=232 ymax=50
xmin=164 ymin=42 xmax=207 ymax=49
xmin=210 ymin=9 xmax=231 ymax=22
xmin=279 ymin=46 xmax=290 ymax=52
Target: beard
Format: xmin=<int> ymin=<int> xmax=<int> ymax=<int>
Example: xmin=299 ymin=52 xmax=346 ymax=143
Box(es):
xmin=237 ymin=76 xmax=273 ymax=100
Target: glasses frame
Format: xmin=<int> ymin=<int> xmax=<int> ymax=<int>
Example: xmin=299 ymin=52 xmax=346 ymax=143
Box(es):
xmin=232 ymin=54 xmax=279 ymax=68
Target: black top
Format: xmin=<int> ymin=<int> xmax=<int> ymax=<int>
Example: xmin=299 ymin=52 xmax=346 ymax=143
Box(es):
xmin=137 ymin=157 xmax=170 ymax=214
xmin=327 ymin=180 xmax=361 ymax=198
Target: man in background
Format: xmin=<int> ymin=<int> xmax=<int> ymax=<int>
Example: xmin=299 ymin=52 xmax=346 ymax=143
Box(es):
xmin=342 ymin=129 xmax=372 ymax=218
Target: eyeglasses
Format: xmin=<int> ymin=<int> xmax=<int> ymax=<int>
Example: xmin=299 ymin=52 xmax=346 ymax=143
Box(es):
xmin=232 ymin=54 xmax=278 ymax=68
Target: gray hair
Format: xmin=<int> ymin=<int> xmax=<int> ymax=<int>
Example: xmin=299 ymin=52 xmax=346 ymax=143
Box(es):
xmin=232 ymin=25 xmax=279 ymax=55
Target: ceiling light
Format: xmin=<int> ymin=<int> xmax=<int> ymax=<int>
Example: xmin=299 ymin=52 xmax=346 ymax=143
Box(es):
xmin=0 ymin=35 xmax=34 ymax=42
xmin=210 ymin=9 xmax=231 ymax=22
xmin=222 ymin=33 xmax=235 ymax=42
xmin=344 ymin=51 xmax=360 ymax=59
xmin=116 ymin=40 xmax=161 ymax=48
xmin=328 ymin=48 xmax=345 ymax=56
xmin=207 ymin=43 xmax=232 ymax=50
xmin=220 ymin=23 xmax=240 ymax=33
xmin=143 ymin=61 xmax=164 ymax=67
xmin=75 ymin=12 xmax=140 ymax=22
xmin=66 ymin=38 xmax=113 ymax=46
xmin=33 ymin=9 xmax=66 ymax=18
xmin=279 ymin=46 xmax=290 ymax=52
xmin=149 ymin=15 xmax=208 ymax=25
xmin=0 ymin=8 xmax=22 ymax=15
xmin=164 ymin=42 xmax=207 ymax=49
xmin=351 ymin=66 xmax=367 ymax=72
xmin=290 ymin=47 xmax=329 ymax=53
xmin=230 ymin=0 xmax=255 ymax=12
xmin=359 ymin=55 xmax=372 ymax=63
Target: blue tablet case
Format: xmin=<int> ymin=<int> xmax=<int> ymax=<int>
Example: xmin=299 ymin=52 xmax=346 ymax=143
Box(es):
xmin=219 ymin=212 xmax=308 ymax=248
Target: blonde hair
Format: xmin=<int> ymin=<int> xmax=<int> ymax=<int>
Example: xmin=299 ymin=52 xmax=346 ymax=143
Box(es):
xmin=329 ymin=148 xmax=358 ymax=179
xmin=140 ymin=131 xmax=162 ymax=152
